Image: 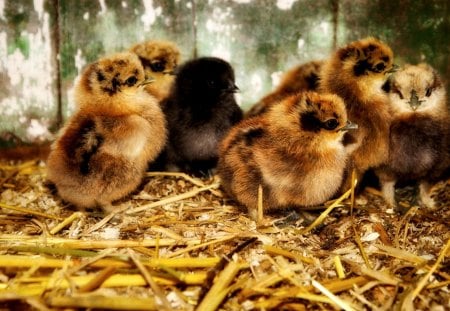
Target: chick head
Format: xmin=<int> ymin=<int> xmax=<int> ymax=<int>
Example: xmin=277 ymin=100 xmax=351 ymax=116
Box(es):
xmin=272 ymin=92 xmax=355 ymax=140
xmin=386 ymin=63 xmax=446 ymax=115
xmin=78 ymin=52 xmax=146 ymax=98
xmin=130 ymin=40 xmax=180 ymax=100
xmin=338 ymin=37 xmax=395 ymax=77
xmin=176 ymin=57 xmax=238 ymax=102
xmin=131 ymin=40 xmax=180 ymax=76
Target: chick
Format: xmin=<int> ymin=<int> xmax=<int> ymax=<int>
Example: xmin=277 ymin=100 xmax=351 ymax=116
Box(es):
xmin=130 ymin=40 xmax=181 ymax=101
xmin=246 ymin=60 xmax=324 ymax=117
xmin=159 ymin=56 xmax=243 ymax=175
xmin=47 ymin=52 xmax=167 ymax=210
xmin=319 ymin=37 xmax=396 ymax=188
xmin=375 ymin=63 xmax=450 ymax=208
xmin=218 ymin=92 xmax=357 ymax=220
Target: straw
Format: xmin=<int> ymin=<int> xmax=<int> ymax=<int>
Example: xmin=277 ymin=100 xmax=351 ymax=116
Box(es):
xmin=0 ymin=203 xmax=61 ymax=220
xmin=311 ymin=279 xmax=357 ymax=311
xmin=299 ymin=188 xmax=351 ymax=234
xmin=127 ymin=183 xmax=220 ymax=214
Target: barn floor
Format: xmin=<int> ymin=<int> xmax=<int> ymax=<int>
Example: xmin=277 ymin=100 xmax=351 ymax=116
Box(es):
xmin=0 ymin=159 xmax=449 ymax=310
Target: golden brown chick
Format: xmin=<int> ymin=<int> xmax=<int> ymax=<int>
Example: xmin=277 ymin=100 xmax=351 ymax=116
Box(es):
xmin=130 ymin=40 xmax=181 ymax=101
xmin=47 ymin=52 xmax=167 ymax=210
xmin=375 ymin=63 xmax=450 ymax=208
xmin=246 ymin=60 xmax=324 ymax=117
xmin=319 ymin=37 xmax=396 ymax=187
xmin=218 ymin=91 xmax=357 ymax=220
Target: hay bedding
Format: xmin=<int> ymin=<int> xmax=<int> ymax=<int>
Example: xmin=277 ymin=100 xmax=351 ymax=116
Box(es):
xmin=0 ymin=159 xmax=449 ymax=311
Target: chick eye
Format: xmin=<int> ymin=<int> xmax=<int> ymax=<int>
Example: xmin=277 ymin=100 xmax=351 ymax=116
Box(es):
xmin=125 ymin=76 xmax=137 ymax=86
xmin=150 ymin=62 xmax=165 ymax=72
xmin=323 ymin=119 xmax=339 ymax=130
xmin=207 ymin=80 xmax=216 ymax=87
xmin=375 ymin=62 xmax=386 ymax=71
xmin=425 ymin=88 xmax=432 ymax=97
xmin=97 ymin=71 xmax=106 ymax=82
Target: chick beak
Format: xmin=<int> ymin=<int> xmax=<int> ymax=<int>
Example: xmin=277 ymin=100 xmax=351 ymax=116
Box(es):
xmin=340 ymin=121 xmax=358 ymax=131
xmin=386 ymin=64 xmax=400 ymax=74
xmin=408 ymin=90 xmax=423 ymax=111
xmin=139 ymin=77 xmax=155 ymax=87
xmin=227 ymin=84 xmax=239 ymax=93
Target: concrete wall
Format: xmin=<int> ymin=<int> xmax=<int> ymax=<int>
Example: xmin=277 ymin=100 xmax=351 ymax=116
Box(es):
xmin=1 ymin=0 xmax=449 ymax=146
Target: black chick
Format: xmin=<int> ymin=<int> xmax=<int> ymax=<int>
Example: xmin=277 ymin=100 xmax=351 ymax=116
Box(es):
xmin=158 ymin=57 xmax=243 ymax=175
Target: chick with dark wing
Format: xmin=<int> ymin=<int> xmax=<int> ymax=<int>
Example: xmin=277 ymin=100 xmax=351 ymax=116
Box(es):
xmin=47 ymin=52 xmax=167 ymax=211
xmin=218 ymin=92 xmax=356 ymax=220
xmin=246 ymin=60 xmax=324 ymax=118
xmin=376 ymin=63 xmax=450 ymax=209
xmin=159 ymin=56 xmax=243 ymax=175
xmin=319 ymin=37 xmax=397 ymax=191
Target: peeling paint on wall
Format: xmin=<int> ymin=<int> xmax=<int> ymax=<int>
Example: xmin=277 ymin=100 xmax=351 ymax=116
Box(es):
xmin=0 ymin=2 xmax=5 ymax=20
xmin=141 ymin=0 xmax=161 ymax=32
xmin=0 ymin=0 xmax=449 ymax=146
xmin=276 ymin=0 xmax=298 ymax=10
xmin=33 ymin=0 xmax=45 ymax=20
xmin=0 ymin=2 xmax=55 ymax=143
xmin=98 ymin=0 xmax=107 ymax=16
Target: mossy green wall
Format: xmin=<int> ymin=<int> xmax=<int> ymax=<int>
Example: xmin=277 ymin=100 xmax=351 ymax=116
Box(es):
xmin=0 ymin=0 xmax=449 ymax=145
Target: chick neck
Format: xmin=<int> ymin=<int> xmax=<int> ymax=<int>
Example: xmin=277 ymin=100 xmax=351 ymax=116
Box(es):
xmin=322 ymin=57 xmax=390 ymax=109
xmin=76 ymin=86 xmax=157 ymax=117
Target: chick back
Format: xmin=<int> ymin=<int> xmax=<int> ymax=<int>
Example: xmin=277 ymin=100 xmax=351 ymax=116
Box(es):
xmin=246 ymin=60 xmax=324 ymax=118
xmin=47 ymin=112 xmax=160 ymax=208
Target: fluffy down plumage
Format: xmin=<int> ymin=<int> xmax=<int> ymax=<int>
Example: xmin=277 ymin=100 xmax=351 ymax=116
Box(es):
xmin=47 ymin=52 xmax=167 ymax=210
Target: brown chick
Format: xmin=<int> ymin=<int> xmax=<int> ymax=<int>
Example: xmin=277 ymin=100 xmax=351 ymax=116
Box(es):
xmin=47 ymin=52 xmax=167 ymax=211
xmin=130 ymin=40 xmax=181 ymax=101
xmin=218 ymin=91 xmax=357 ymax=220
xmin=375 ymin=63 xmax=450 ymax=208
xmin=319 ymin=37 xmax=396 ymax=188
xmin=246 ymin=60 xmax=324 ymax=117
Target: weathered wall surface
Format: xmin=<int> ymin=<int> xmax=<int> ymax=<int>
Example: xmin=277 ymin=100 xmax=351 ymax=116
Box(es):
xmin=0 ymin=0 xmax=449 ymax=146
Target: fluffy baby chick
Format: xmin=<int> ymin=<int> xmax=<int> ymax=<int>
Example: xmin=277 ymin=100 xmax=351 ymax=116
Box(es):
xmin=218 ymin=92 xmax=357 ymax=220
xmin=47 ymin=52 xmax=167 ymax=210
xmin=320 ymin=37 xmax=396 ymax=187
xmin=160 ymin=56 xmax=243 ymax=175
xmin=130 ymin=40 xmax=181 ymax=101
xmin=246 ymin=60 xmax=324 ymax=118
xmin=376 ymin=63 xmax=450 ymax=208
